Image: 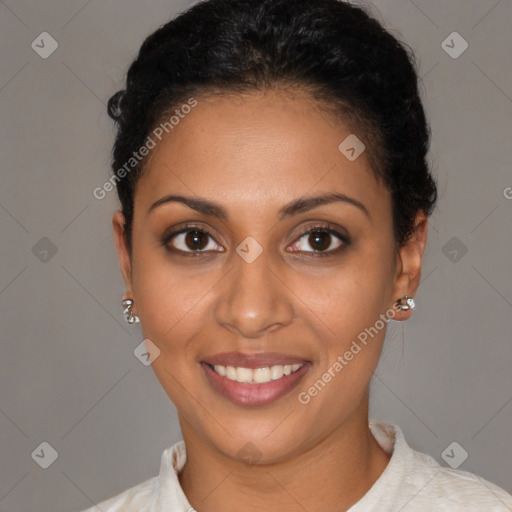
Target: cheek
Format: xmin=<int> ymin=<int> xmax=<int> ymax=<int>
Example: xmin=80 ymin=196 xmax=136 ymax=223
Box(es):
xmin=294 ymin=278 xmax=390 ymax=425
xmin=135 ymin=269 xmax=213 ymax=346
xmin=289 ymin=248 xmax=393 ymax=399
xmin=130 ymin=242 xmax=209 ymax=348
xmin=132 ymin=256 xmax=213 ymax=407
xmin=289 ymin=247 xmax=394 ymax=336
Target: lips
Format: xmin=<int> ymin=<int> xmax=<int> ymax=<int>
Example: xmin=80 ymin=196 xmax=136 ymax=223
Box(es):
xmin=200 ymin=351 xmax=312 ymax=406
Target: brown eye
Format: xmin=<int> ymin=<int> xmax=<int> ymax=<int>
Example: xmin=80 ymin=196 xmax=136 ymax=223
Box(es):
xmin=163 ymin=227 xmax=224 ymax=254
xmin=288 ymin=226 xmax=348 ymax=255
xmin=308 ymin=231 xmax=332 ymax=251
xmin=184 ymin=231 xmax=209 ymax=250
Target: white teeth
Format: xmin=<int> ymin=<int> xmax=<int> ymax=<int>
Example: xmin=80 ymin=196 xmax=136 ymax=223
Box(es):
xmin=253 ymin=367 xmax=271 ymax=383
xmin=213 ymin=364 xmax=226 ymax=376
xmin=236 ymin=367 xmax=253 ymax=383
xmin=226 ymin=366 xmax=237 ymax=380
xmin=211 ymin=363 xmax=305 ymax=384
xmin=270 ymin=365 xmax=284 ymax=380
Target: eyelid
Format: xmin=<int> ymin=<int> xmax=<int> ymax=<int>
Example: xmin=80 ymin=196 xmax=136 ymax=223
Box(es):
xmin=294 ymin=223 xmax=350 ymax=243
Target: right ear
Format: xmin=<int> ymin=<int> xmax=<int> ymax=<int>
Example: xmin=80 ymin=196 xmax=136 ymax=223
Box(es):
xmin=112 ymin=210 xmax=134 ymax=296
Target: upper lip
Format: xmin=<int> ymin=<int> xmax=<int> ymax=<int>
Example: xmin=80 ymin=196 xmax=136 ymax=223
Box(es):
xmin=202 ymin=351 xmax=310 ymax=369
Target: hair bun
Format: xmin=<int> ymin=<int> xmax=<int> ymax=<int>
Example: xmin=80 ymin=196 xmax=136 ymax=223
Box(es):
xmin=107 ymin=90 xmax=127 ymax=121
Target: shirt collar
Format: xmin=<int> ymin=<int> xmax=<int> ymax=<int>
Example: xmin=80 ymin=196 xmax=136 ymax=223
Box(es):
xmin=153 ymin=421 xmax=407 ymax=511
xmin=348 ymin=421 xmax=412 ymax=511
xmin=154 ymin=439 xmax=193 ymax=510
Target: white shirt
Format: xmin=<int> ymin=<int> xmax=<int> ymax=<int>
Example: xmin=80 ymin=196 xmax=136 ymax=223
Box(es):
xmin=79 ymin=421 xmax=512 ymax=511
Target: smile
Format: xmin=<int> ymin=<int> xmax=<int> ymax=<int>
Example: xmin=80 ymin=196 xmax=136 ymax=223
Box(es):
xmin=201 ymin=361 xmax=311 ymax=406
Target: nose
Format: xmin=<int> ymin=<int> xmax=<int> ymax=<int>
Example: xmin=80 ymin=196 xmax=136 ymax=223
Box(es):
xmin=213 ymin=248 xmax=295 ymax=339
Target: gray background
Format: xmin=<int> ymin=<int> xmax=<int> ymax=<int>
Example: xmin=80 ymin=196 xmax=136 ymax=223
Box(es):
xmin=0 ymin=1 xmax=511 ymax=511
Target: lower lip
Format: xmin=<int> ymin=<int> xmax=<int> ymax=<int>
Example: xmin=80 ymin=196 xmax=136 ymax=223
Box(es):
xmin=201 ymin=362 xmax=311 ymax=407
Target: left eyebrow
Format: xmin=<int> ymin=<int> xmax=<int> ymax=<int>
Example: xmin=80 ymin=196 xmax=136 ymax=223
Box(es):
xmin=277 ymin=192 xmax=370 ymax=220
xmin=146 ymin=191 xmax=370 ymax=220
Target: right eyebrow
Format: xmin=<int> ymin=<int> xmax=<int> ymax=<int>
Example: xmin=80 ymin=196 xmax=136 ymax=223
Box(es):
xmin=147 ymin=195 xmax=228 ymax=219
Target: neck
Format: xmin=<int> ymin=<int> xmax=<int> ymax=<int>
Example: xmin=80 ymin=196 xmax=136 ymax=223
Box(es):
xmin=177 ymin=398 xmax=390 ymax=512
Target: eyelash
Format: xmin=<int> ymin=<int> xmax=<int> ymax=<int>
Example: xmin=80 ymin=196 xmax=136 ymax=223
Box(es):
xmin=161 ymin=222 xmax=350 ymax=257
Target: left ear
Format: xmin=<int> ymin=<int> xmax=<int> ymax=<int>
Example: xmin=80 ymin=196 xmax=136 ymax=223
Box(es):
xmin=391 ymin=210 xmax=429 ymax=321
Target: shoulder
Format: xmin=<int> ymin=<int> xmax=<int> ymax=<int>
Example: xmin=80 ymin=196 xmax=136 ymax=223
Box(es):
xmin=405 ymin=443 xmax=512 ymax=510
xmin=365 ymin=421 xmax=512 ymax=511
xmin=78 ymin=476 xmax=158 ymax=512
xmin=77 ymin=439 xmax=188 ymax=512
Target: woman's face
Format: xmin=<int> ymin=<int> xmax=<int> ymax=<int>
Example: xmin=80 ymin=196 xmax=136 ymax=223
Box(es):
xmin=113 ymin=88 xmax=424 ymax=464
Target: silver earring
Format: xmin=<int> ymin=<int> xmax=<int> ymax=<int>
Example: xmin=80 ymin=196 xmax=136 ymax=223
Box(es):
xmin=122 ymin=298 xmax=140 ymax=324
xmin=396 ymin=295 xmax=415 ymax=310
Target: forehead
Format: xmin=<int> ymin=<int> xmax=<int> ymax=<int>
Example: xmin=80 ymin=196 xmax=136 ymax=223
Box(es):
xmin=135 ymin=88 xmax=390 ymax=221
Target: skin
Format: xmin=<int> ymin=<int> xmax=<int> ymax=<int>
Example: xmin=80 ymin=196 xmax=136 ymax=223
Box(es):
xmin=112 ymin=87 xmax=428 ymax=512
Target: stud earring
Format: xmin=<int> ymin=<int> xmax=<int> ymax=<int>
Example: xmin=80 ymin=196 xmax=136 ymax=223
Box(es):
xmin=122 ymin=298 xmax=140 ymax=324
xmin=395 ymin=295 xmax=415 ymax=311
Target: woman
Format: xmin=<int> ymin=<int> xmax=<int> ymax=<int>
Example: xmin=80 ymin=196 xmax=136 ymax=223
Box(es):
xmin=82 ymin=0 xmax=512 ymax=510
